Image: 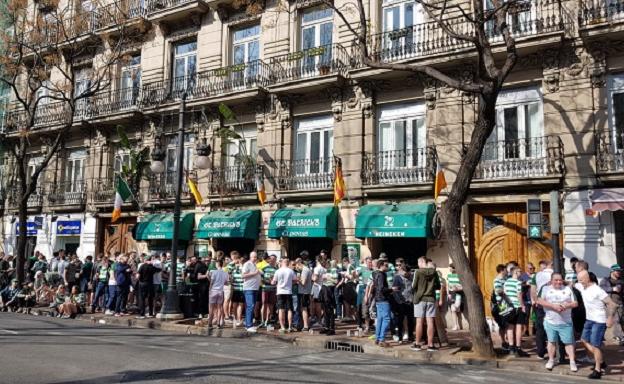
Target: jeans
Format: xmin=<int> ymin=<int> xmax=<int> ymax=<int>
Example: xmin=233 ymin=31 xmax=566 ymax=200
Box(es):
xmin=92 ymin=281 xmax=107 ymax=310
xmin=335 ymin=286 xmax=343 ymax=318
xmin=115 ymin=285 xmax=130 ymax=314
xmin=244 ymin=290 xmax=257 ymax=328
xmin=321 ymin=286 xmax=336 ymax=331
xmin=292 ymin=294 xmax=301 ymax=329
xmin=106 ymin=285 xmax=118 ymax=311
xmin=535 ymin=306 xmax=547 ymax=357
xmin=138 ymin=282 xmax=155 ymax=316
xmin=375 ymin=301 xmax=391 ymax=342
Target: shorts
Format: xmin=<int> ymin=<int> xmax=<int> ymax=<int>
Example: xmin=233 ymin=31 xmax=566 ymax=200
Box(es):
xmin=277 ymin=294 xmax=293 ymax=311
xmin=209 ymin=291 xmax=224 ymax=305
xmin=581 ymin=319 xmax=607 ymax=348
xmin=414 ymin=301 xmax=437 ymax=318
xmin=262 ymin=290 xmax=277 ymax=305
xmin=299 ymin=294 xmax=311 ymax=310
xmin=223 ymin=285 xmax=231 ymax=300
xmin=154 ymin=284 xmax=163 ymax=294
xmin=232 ymin=290 xmax=245 ymax=303
xmin=544 ymin=321 xmax=575 ymax=345
xmin=513 ymin=308 xmax=528 ymax=325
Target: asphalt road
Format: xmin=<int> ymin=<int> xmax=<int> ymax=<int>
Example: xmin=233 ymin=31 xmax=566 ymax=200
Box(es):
xmin=0 ymin=313 xmax=586 ymax=384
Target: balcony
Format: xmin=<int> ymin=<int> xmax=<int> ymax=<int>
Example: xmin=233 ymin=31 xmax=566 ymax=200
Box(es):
xmin=146 ymin=0 xmax=209 ymax=23
xmin=7 ymin=187 xmax=44 ymax=210
xmin=367 ymin=0 xmax=564 ymax=64
xmin=4 ymin=102 xmax=71 ymax=133
xmin=362 ymin=148 xmax=436 ymax=187
xmin=207 ymin=164 xmax=259 ymax=196
xmin=474 ymin=136 xmax=564 ymax=181
xmin=597 ymin=129 xmax=624 ymax=174
xmin=148 ymin=170 xmax=195 ymax=201
xmin=277 ymin=159 xmax=333 ymax=192
xmin=74 ymin=87 xmax=142 ymax=121
xmin=269 ymin=43 xmax=349 ymax=89
xmin=579 ymin=0 xmax=624 ymax=27
xmin=141 ymin=60 xmax=270 ymax=107
xmin=47 ymin=181 xmax=87 ymax=206
xmin=93 ymin=177 xmax=116 ymax=204
xmin=94 ymin=0 xmax=147 ymax=31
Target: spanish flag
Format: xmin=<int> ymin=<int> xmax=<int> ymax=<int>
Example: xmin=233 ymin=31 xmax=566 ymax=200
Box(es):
xmin=334 ymin=156 xmax=346 ymax=206
xmin=434 ymin=160 xmax=447 ymax=202
xmin=255 ymin=173 xmax=266 ymax=206
xmin=187 ymin=175 xmax=203 ymax=205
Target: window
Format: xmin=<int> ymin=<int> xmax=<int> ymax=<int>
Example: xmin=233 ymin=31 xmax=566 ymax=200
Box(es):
xmin=172 ymin=41 xmax=197 ymax=94
xmin=233 ymin=24 xmax=260 ymax=65
xmin=378 ymin=102 xmax=426 ymax=168
xmin=382 ymin=0 xmax=425 ymax=52
xmin=226 ymin=126 xmax=258 ymax=167
xmin=120 ymin=54 xmax=141 ymax=105
xmin=295 ymin=115 xmax=333 ymax=175
xmin=300 ymin=7 xmax=333 ymax=69
xmin=113 ymin=149 xmax=132 ymax=175
xmin=484 ymin=87 xmax=543 ymax=161
xmin=485 ymin=0 xmax=534 ymax=38
xmin=64 ymin=149 xmax=86 ymax=192
xmin=0 ymin=84 xmax=9 ymax=132
xmin=165 ymin=134 xmax=195 ymax=185
xmin=74 ymin=67 xmax=92 ymax=114
xmin=608 ymin=75 xmax=624 ymax=150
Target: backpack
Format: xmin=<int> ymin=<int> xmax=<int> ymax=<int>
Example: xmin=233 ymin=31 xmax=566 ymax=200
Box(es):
xmin=490 ymin=291 xmax=514 ymax=321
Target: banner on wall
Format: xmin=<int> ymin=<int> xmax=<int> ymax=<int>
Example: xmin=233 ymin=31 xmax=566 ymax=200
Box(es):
xmin=15 ymin=222 xmax=38 ymax=236
xmin=56 ymin=220 xmax=82 ymax=236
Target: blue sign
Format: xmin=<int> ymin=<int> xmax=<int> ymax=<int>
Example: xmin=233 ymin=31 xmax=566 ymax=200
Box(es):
xmin=56 ymin=220 xmax=81 ymax=236
xmin=15 ymin=222 xmax=38 ymax=236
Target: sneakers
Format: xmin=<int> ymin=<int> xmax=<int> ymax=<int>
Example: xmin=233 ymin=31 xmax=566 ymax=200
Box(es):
xmin=511 ymin=348 xmax=529 ymax=357
xmin=135 ymin=316 xmax=146 ymax=319
xmin=246 ymin=327 xmax=257 ymax=333
xmin=578 ymin=356 xmax=595 ymax=364
xmin=427 ymin=345 xmax=438 ymax=352
xmin=545 ymin=360 xmax=555 ymax=371
xmin=570 ymin=361 xmax=578 ymax=372
xmin=279 ymin=328 xmax=287 ymax=334
xmin=588 ymin=370 xmax=602 ymax=380
xmin=402 ymin=334 xmax=409 ymax=342
xmin=392 ymin=335 xmax=400 ymax=342
xmin=104 ymin=310 xmax=113 ymax=315
xmin=235 ymin=321 xmax=242 ymax=327
xmin=410 ymin=344 xmax=422 ymax=351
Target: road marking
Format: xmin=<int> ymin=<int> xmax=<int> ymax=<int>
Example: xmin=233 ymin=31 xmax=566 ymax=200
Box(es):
xmin=0 ymin=329 xmax=18 ymax=334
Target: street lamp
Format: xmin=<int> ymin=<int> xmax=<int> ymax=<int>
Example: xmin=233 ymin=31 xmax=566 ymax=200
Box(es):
xmin=194 ymin=138 xmax=212 ymax=170
xmin=154 ymin=94 xmax=188 ymax=320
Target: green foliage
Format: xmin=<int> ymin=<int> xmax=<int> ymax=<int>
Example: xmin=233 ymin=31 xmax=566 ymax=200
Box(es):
xmin=218 ymin=102 xmax=235 ymax=122
xmin=116 ymin=125 xmax=150 ymax=196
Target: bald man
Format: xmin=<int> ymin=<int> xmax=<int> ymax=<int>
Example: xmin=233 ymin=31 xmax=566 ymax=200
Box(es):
xmin=575 ymin=270 xmax=618 ymax=380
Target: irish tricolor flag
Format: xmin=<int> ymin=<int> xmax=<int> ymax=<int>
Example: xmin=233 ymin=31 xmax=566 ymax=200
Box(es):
xmin=112 ymin=176 xmax=132 ymax=223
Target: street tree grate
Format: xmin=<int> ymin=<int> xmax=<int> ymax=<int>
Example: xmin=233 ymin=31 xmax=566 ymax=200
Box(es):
xmin=324 ymin=340 xmax=364 ymax=353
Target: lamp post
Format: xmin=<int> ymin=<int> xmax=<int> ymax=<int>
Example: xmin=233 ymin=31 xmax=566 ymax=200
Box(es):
xmin=550 ymin=190 xmax=562 ymax=274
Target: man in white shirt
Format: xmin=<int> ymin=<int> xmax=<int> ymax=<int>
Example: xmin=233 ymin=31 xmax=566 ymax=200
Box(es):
xmin=273 ymin=258 xmax=298 ymax=333
xmin=242 ymin=252 xmax=261 ymax=332
xmin=531 ymin=260 xmax=554 ymax=359
xmin=537 ymin=273 xmax=578 ymax=372
xmin=575 ymin=270 xmax=618 ymax=380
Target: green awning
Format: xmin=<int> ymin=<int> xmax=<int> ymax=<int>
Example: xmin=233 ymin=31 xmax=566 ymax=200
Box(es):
xmin=268 ymin=206 xmax=338 ymax=239
xmin=134 ymin=213 xmax=195 ymax=241
xmin=195 ymin=210 xmax=260 ymax=239
xmin=355 ymin=203 xmax=435 ymax=238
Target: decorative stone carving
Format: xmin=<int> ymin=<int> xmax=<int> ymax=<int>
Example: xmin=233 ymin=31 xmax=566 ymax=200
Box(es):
xmin=543 ymin=71 xmax=560 ymax=93
xmin=424 ymin=87 xmax=436 ymax=110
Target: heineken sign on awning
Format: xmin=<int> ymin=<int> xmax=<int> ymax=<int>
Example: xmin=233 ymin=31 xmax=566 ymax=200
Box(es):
xmin=268 ymin=206 xmax=338 ymax=239
xmin=134 ymin=213 xmax=195 ymax=241
xmin=195 ymin=210 xmax=260 ymax=239
xmin=355 ymin=203 xmax=435 ymax=239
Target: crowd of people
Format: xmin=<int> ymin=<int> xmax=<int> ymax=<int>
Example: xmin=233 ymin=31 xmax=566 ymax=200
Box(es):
xmin=1 ymin=248 xmax=623 ymax=379
xmin=491 ymin=258 xmax=623 ymax=379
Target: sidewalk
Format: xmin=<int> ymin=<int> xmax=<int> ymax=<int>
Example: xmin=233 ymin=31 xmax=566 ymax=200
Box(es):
xmin=25 ymin=307 xmax=624 ymax=382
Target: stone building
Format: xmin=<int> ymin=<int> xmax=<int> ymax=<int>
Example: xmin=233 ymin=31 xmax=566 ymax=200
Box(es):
xmin=1 ymin=0 xmax=623 ymax=306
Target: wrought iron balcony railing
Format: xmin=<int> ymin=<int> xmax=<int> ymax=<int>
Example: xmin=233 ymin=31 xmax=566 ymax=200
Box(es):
xmin=74 ymin=87 xmax=142 ymax=119
xmin=4 ymin=101 xmax=71 ymax=132
xmin=270 ymin=43 xmax=349 ymax=83
xmin=597 ymin=129 xmax=624 ymax=173
xmin=7 ymin=187 xmax=43 ymax=208
xmin=277 ymin=158 xmax=333 ymax=191
xmin=94 ymin=0 xmax=147 ymax=30
xmin=207 ymin=164 xmax=259 ymax=196
xmin=47 ymin=181 xmax=87 ymax=206
xmin=579 ymin=0 xmax=624 ymax=26
xmin=146 ymin=0 xmax=202 ymax=13
xmin=367 ymin=0 xmax=564 ymax=63
xmin=362 ymin=147 xmax=436 ymax=186
xmin=141 ymin=60 xmax=271 ymax=107
xmin=93 ymin=177 xmax=117 ymax=204
xmin=148 ymin=170 xmax=195 ymax=200
xmin=474 ymin=135 xmax=564 ymax=180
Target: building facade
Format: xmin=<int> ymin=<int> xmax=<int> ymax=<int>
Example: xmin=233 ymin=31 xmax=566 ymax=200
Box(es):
xmin=1 ymin=0 xmax=624 ymax=306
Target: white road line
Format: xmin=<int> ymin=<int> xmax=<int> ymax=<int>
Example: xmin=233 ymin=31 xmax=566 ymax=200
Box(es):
xmin=0 ymin=329 xmax=18 ymax=334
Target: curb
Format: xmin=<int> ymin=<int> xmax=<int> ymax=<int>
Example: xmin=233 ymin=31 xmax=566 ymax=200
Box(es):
xmin=27 ymin=309 xmax=623 ymax=383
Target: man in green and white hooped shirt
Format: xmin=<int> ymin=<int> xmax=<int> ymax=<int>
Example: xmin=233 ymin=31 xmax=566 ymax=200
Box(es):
xmin=260 ymin=255 xmax=278 ymax=327
xmin=492 ymin=264 xmax=508 ymax=350
xmin=230 ymin=254 xmax=245 ymax=326
xmin=503 ymin=266 xmax=529 ymax=357
xmin=355 ymin=257 xmax=374 ymax=331
xmin=447 ymin=263 xmax=464 ymax=331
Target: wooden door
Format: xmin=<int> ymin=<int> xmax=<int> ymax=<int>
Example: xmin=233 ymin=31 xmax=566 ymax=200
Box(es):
xmin=101 ymin=218 xmax=137 ymax=255
xmin=470 ymin=204 xmax=554 ymax=315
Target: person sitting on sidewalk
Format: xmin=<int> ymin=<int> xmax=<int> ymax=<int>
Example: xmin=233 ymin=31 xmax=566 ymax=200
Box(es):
xmin=576 ymin=270 xmax=619 ymax=380
xmin=537 ymin=272 xmax=578 ymax=372
xmin=16 ymin=282 xmax=36 ymax=313
xmin=0 ymin=279 xmax=21 ymax=312
xmin=50 ymin=285 xmax=67 ymax=317
xmin=59 ymin=286 xmax=84 ymax=318
xmin=411 ymin=257 xmax=440 ymax=352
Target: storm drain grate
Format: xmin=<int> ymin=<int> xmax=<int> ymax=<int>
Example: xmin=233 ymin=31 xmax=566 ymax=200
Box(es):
xmin=324 ymin=340 xmax=364 ymax=353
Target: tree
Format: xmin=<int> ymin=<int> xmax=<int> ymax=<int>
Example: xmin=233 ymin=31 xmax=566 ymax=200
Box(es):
xmin=324 ymin=0 xmax=525 ymax=357
xmin=0 ymin=0 xmax=142 ymax=284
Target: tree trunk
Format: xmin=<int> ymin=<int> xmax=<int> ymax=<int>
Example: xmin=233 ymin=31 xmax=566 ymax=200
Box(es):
xmin=16 ymin=186 xmax=28 ymax=285
xmin=441 ymin=91 xmax=498 ymax=358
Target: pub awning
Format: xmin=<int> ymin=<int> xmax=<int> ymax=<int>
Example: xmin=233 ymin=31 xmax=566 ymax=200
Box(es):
xmin=591 ymin=188 xmax=624 ymax=212
xmin=134 ymin=213 xmax=195 ymax=241
xmin=195 ymin=210 xmax=261 ymax=239
xmin=355 ymin=203 xmax=435 ymax=238
xmin=268 ymin=206 xmax=338 ymax=239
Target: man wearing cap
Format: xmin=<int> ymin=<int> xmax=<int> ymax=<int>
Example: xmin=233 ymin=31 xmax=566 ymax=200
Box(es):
xmin=599 ymin=264 xmax=623 ymax=344
xmin=195 ymin=254 xmax=210 ymax=318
